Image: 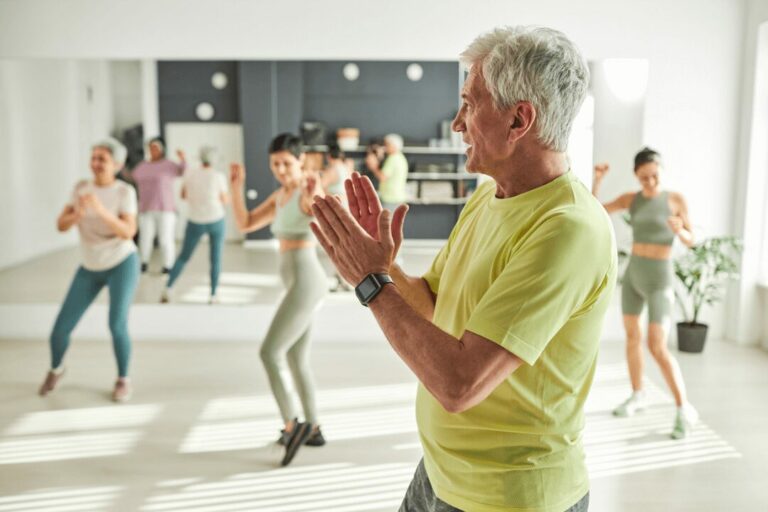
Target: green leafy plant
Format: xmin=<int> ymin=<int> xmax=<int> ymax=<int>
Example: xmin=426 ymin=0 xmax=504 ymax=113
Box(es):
xmin=674 ymin=236 xmax=742 ymax=325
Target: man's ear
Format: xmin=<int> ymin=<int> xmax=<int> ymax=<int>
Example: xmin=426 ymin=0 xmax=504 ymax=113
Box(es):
xmin=507 ymin=101 xmax=536 ymax=143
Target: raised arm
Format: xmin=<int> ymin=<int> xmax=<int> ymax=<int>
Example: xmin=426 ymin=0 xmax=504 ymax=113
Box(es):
xmin=668 ymin=192 xmax=695 ymax=247
xmin=299 ymin=171 xmax=325 ymax=216
xmin=229 ymin=163 xmax=277 ymax=233
xmin=175 ymin=149 xmax=187 ymax=175
xmin=310 ymin=194 xmax=521 ymax=413
xmin=592 ymin=163 xmax=634 ymax=213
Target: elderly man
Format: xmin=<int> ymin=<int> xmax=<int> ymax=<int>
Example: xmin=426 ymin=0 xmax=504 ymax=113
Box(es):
xmin=312 ymin=26 xmax=616 ymax=512
xmin=366 ymin=133 xmax=409 ymax=211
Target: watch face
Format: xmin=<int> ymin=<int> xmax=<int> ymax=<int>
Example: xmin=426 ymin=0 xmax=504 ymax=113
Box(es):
xmin=357 ymin=277 xmax=379 ymax=300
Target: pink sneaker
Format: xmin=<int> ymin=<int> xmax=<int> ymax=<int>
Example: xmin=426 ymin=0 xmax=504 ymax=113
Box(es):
xmin=111 ymin=379 xmax=132 ymax=402
xmin=38 ymin=369 xmax=65 ymax=396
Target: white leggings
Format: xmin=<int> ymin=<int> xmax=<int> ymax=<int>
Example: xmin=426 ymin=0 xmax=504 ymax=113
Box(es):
xmin=139 ymin=211 xmax=176 ymax=269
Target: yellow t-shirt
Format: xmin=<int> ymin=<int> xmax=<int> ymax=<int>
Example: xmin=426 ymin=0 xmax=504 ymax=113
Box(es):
xmin=420 ymin=172 xmax=617 ymax=512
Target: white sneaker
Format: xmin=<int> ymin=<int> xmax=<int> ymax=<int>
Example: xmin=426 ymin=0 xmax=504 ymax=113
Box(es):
xmin=671 ymin=404 xmax=699 ymax=440
xmin=612 ymin=392 xmax=647 ymax=417
xmin=209 ymin=294 xmax=220 ymax=305
xmin=111 ymin=379 xmax=132 ymax=403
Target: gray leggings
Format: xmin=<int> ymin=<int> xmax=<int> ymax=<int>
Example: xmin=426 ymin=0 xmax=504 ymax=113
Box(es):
xmin=260 ymin=247 xmax=327 ymax=425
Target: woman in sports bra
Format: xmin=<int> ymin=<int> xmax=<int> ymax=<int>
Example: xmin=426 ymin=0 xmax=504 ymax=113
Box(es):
xmin=593 ymin=147 xmax=698 ymax=439
xmin=229 ymin=133 xmax=327 ymax=466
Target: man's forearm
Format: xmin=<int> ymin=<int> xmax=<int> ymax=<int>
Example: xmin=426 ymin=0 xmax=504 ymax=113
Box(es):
xmin=368 ymin=285 xmax=464 ymax=410
xmin=390 ymin=264 xmax=435 ymax=320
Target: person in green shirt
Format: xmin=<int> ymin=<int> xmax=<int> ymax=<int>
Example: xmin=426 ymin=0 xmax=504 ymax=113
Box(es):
xmin=311 ymin=26 xmax=616 ymax=512
xmin=367 ymin=133 xmax=409 ymax=210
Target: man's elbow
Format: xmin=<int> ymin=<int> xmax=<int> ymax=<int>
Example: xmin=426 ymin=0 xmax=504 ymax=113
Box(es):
xmin=437 ymin=383 xmax=478 ymax=414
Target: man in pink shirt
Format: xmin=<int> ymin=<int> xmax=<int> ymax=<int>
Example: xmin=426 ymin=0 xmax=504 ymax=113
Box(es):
xmin=128 ymin=137 xmax=186 ymax=273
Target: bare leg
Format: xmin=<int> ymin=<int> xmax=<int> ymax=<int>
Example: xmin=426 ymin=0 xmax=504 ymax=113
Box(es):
xmin=622 ymin=315 xmax=644 ymax=391
xmin=647 ymin=322 xmax=687 ymax=406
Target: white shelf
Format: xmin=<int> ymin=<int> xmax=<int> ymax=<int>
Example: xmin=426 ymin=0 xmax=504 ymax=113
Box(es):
xmin=305 ymin=145 xmax=467 ymax=155
xmin=408 ymin=172 xmax=476 ymax=180
xmin=407 ymin=197 xmax=470 ymax=206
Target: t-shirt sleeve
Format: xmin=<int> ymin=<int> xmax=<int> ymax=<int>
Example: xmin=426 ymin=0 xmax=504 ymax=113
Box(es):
xmin=465 ymin=212 xmax=612 ymax=366
xmin=120 ymin=185 xmax=138 ymax=215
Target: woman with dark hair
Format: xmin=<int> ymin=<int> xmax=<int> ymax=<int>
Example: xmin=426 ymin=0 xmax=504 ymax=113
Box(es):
xmin=229 ymin=133 xmax=327 ymax=466
xmin=39 ymin=137 xmax=140 ymax=402
xmin=128 ymin=136 xmax=186 ymax=274
xmin=593 ymin=147 xmax=698 ymax=439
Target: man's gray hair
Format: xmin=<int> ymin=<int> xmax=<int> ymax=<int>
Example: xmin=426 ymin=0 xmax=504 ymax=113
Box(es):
xmin=93 ymin=137 xmax=128 ymax=168
xmin=383 ymin=133 xmax=404 ymax=151
xmin=460 ymin=26 xmax=589 ymax=152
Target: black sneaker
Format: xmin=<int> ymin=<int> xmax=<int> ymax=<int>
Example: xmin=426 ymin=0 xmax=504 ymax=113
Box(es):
xmin=281 ymin=422 xmax=312 ymax=466
xmin=305 ymin=427 xmax=326 ymax=447
xmin=161 ymin=267 xmax=171 ymax=274
xmin=277 ymin=418 xmax=299 ymax=446
xmin=141 ymin=263 xmax=148 ymax=273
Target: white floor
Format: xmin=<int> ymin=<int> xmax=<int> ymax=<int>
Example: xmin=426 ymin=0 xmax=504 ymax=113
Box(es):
xmin=1 ymin=246 xmax=767 ymax=511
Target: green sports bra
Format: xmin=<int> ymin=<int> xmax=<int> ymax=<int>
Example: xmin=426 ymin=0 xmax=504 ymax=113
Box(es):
xmin=629 ymin=191 xmax=675 ymax=246
xmin=270 ymin=189 xmax=313 ymax=241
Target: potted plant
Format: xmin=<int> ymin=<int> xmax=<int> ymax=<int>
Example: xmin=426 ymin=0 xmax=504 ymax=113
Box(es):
xmin=673 ymin=236 xmax=742 ymax=353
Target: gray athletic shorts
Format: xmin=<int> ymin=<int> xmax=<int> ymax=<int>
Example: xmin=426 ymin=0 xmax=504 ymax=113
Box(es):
xmin=398 ymin=459 xmax=590 ymax=512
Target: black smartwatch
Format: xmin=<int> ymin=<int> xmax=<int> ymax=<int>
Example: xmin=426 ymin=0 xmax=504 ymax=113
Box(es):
xmin=355 ymin=273 xmax=394 ymax=307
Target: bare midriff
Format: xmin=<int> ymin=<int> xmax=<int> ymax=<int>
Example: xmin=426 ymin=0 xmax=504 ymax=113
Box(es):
xmin=632 ymin=242 xmax=672 ymax=260
xmin=279 ymin=239 xmax=315 ymax=252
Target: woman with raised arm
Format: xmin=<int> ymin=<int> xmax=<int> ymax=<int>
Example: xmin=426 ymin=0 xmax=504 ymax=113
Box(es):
xmin=39 ymin=137 xmax=140 ymax=402
xmin=128 ymin=137 xmax=186 ymax=274
xmin=229 ymin=133 xmax=327 ymax=466
xmin=593 ymin=147 xmax=698 ymax=439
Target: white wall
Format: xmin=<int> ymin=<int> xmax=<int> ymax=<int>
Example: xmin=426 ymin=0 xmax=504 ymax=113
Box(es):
xmin=729 ymin=0 xmax=768 ymax=347
xmin=590 ymin=60 xmax=646 ymax=253
xmin=0 ymin=0 xmax=749 ymax=340
xmin=110 ymin=61 xmax=142 ymax=135
xmin=0 ymin=60 xmax=113 ymax=270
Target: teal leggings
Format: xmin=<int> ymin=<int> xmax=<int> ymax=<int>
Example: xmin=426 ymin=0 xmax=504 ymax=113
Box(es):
xmin=260 ymin=247 xmax=327 ymax=425
xmin=167 ymin=218 xmax=225 ymax=295
xmin=50 ymin=252 xmax=139 ymax=377
xmin=621 ymin=255 xmax=674 ymax=324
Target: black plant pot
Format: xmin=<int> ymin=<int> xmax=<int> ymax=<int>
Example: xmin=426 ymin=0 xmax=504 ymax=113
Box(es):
xmin=677 ymin=322 xmax=708 ymax=353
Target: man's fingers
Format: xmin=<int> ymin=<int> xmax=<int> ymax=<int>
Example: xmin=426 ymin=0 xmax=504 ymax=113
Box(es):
xmin=378 ymin=208 xmax=394 ymax=253
xmin=311 ymin=201 xmax=342 ymax=244
xmin=351 ymin=172 xmax=372 ymax=216
xmin=360 ymin=175 xmax=382 ymax=216
xmin=344 ymin=178 xmax=362 ymax=219
xmin=323 ymin=195 xmax=368 ymax=238
xmin=310 ymin=222 xmax=336 ymax=258
xmin=392 ymin=204 xmax=409 ymax=248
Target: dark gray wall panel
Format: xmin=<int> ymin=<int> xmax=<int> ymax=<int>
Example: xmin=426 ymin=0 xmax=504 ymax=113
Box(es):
xmin=238 ymin=61 xmax=278 ymax=240
xmin=302 ymin=61 xmax=459 ymax=143
xmin=158 ymin=61 xmax=240 ymax=126
xmin=403 ymin=204 xmax=459 ymax=239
